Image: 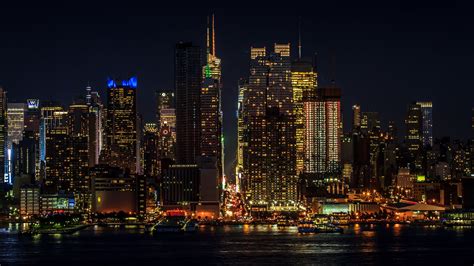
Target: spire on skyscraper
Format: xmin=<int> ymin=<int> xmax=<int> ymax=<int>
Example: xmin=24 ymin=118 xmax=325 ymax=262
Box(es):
xmin=212 ymin=13 xmax=216 ymax=56
xmin=298 ymin=16 xmax=302 ymax=59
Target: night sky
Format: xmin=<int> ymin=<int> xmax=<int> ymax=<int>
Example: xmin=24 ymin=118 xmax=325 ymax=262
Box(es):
xmin=1 ymin=2 xmax=473 ymax=178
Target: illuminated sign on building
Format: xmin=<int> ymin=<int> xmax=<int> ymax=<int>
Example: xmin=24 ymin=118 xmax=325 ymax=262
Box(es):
xmin=27 ymin=99 xmax=39 ymax=109
xmin=417 ymin=175 xmax=426 ymax=182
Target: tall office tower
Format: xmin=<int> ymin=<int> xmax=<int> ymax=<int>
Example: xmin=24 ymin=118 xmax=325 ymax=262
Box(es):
xmin=302 ymin=87 xmax=342 ymax=193
xmin=156 ymin=91 xmax=176 ymax=161
xmin=6 ymin=103 xmax=26 ymax=184
xmin=0 ymin=88 xmax=7 ymax=184
xmin=156 ymin=91 xmax=175 ymax=128
xmin=361 ymin=112 xmax=380 ymax=133
xmin=303 ymin=91 xmax=327 ymax=174
xmin=236 ymin=78 xmax=247 ymax=193
xmin=405 ymin=103 xmax=423 ymax=155
xmin=67 ymin=102 xmax=90 ymax=193
xmin=291 ymin=59 xmax=317 ymax=174
xmin=143 ymin=123 xmax=159 ymax=177
xmin=360 ymin=111 xmax=382 ymax=185
xmin=319 ymin=88 xmax=342 ymax=173
xmin=175 ymin=42 xmax=202 ymax=164
xmin=24 ymin=99 xmax=40 ymax=180
xmin=200 ymin=15 xmax=224 ymax=184
xmin=242 ymin=44 xmax=297 ymax=212
xmin=86 ymin=87 xmax=103 ymax=167
xmin=101 ymin=77 xmax=138 ymax=173
xmin=416 ymin=101 xmax=433 ymax=147
xmin=44 ymin=109 xmax=68 ymax=192
xmin=352 ymin=104 xmax=361 ymax=130
xmin=14 ymin=131 xmax=36 ymax=180
xmin=7 ymin=103 xmax=26 ymax=146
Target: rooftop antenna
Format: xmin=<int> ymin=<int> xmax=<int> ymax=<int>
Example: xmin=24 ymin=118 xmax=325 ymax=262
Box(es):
xmin=212 ymin=13 xmax=216 ymax=56
xmin=298 ymin=16 xmax=302 ymax=60
xmin=206 ymin=16 xmax=210 ymax=60
xmin=330 ymin=48 xmax=336 ymax=86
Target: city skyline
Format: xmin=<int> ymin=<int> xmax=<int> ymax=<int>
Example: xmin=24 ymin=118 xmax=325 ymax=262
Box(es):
xmin=2 ymin=4 xmax=474 ymax=265
xmin=3 ymin=4 xmax=474 ymax=178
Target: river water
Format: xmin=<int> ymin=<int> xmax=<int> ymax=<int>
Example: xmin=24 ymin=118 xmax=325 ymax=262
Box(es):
xmin=1 ymin=223 xmax=473 ymax=265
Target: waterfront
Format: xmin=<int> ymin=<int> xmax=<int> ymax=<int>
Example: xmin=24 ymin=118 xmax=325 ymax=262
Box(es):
xmin=1 ymin=224 xmax=473 ymax=265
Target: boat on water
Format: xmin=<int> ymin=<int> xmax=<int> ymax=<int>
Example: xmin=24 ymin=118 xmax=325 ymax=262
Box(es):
xmin=298 ymin=214 xmax=343 ymax=234
xmin=277 ymin=215 xmax=296 ymax=227
xmin=152 ymin=210 xmax=197 ymax=233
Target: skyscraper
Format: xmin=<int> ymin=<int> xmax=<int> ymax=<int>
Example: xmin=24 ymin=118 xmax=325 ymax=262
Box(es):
xmin=156 ymin=90 xmax=175 ymax=127
xmin=0 ymin=88 xmax=7 ymax=184
xmin=200 ymin=14 xmax=224 ymax=184
xmin=67 ymin=101 xmax=91 ymax=210
xmin=175 ymin=42 xmax=202 ymax=164
xmin=156 ymin=91 xmax=176 ymax=161
xmin=44 ymin=108 xmax=68 ymax=191
xmin=352 ymin=104 xmax=361 ymax=130
xmin=6 ymin=103 xmax=26 ymax=184
xmin=405 ymin=102 xmax=423 ymax=172
xmin=303 ymin=91 xmax=326 ymax=174
xmin=416 ymin=101 xmax=433 ymax=147
xmin=101 ymin=77 xmax=138 ymax=173
xmin=406 ymin=103 xmax=423 ymax=154
xmin=86 ymin=87 xmax=103 ymax=167
xmin=291 ymin=59 xmax=317 ymax=174
xmin=143 ymin=123 xmax=159 ymax=177
xmin=242 ymin=44 xmax=297 ymax=212
xmin=302 ymin=87 xmax=342 ymax=196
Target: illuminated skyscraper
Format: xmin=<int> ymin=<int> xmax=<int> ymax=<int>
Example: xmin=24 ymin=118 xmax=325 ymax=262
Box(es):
xmin=101 ymin=77 xmax=138 ymax=173
xmin=352 ymin=104 xmax=361 ymax=130
xmin=86 ymin=87 xmax=103 ymax=167
xmin=6 ymin=103 xmax=26 ymax=184
xmin=302 ymin=87 xmax=342 ymax=196
xmin=0 ymin=88 xmax=7 ymax=183
xmin=405 ymin=102 xmax=423 ymax=172
xmin=67 ymin=102 xmax=91 ymax=210
xmin=143 ymin=123 xmax=159 ymax=177
xmin=242 ymin=44 xmax=297 ymax=212
xmin=303 ymin=91 xmax=326 ymax=174
xmin=156 ymin=91 xmax=175 ymax=127
xmin=175 ymin=42 xmax=202 ymax=164
xmin=201 ymin=14 xmax=224 ymax=184
xmin=405 ymin=103 xmax=423 ymax=154
xmin=291 ymin=59 xmax=317 ymax=174
xmin=316 ymin=88 xmax=342 ymax=173
xmin=7 ymin=103 xmax=26 ymax=146
xmin=156 ymin=91 xmax=176 ymax=161
xmin=416 ymin=101 xmax=433 ymax=147
xmin=236 ymin=78 xmax=247 ymax=193
xmin=44 ymin=108 xmax=68 ymax=191
xmin=24 ymin=99 xmax=40 ymax=180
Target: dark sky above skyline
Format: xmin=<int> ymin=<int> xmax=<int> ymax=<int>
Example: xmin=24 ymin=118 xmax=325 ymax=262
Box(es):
xmin=1 ymin=2 xmax=473 ymax=177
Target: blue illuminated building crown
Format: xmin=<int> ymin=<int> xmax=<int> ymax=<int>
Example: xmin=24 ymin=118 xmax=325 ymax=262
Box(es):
xmin=107 ymin=76 xmax=138 ymax=89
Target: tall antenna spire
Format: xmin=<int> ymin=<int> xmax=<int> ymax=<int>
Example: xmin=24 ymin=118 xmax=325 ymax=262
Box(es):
xmin=298 ymin=16 xmax=302 ymax=60
xmin=212 ymin=13 xmax=216 ymax=56
xmin=206 ymin=16 xmax=210 ymax=58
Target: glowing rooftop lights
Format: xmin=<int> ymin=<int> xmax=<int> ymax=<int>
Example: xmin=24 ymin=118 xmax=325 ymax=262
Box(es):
xmin=107 ymin=76 xmax=138 ymax=89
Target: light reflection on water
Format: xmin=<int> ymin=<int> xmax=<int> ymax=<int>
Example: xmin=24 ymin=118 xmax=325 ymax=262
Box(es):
xmin=0 ymin=223 xmax=473 ymax=265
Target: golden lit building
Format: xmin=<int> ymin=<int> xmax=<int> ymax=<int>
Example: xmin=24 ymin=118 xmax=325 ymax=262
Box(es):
xmin=242 ymin=44 xmax=297 ymax=212
xmin=291 ymin=60 xmax=317 ymax=174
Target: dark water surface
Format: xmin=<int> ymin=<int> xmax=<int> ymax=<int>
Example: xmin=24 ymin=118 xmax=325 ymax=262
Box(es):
xmin=1 ymin=223 xmax=473 ymax=265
